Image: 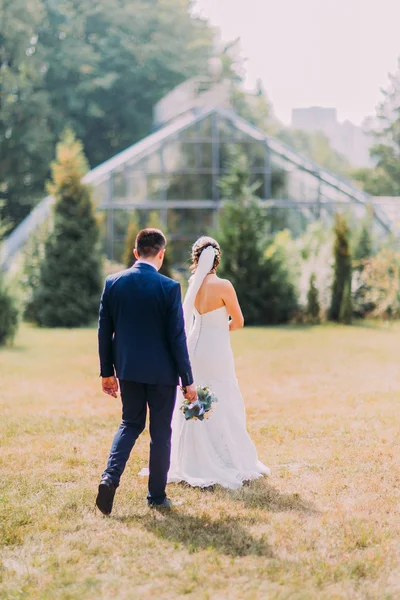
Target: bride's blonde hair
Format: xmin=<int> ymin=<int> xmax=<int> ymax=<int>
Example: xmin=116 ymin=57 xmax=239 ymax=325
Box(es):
xmin=190 ymin=236 xmax=221 ymax=272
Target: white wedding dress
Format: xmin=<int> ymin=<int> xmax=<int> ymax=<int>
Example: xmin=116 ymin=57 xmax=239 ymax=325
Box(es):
xmin=168 ymin=246 xmax=270 ymax=489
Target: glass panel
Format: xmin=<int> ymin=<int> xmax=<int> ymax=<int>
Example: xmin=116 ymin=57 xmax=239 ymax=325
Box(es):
xmin=271 ymin=167 xmax=287 ymax=198
xmin=288 ymin=169 xmax=320 ymax=203
xmin=162 ymin=140 xmax=180 ymax=173
xmin=129 ymin=171 xmax=147 ymax=202
xmin=200 ymin=143 xmax=213 ymax=169
xmin=218 ymin=117 xmax=238 ymax=140
xmin=130 ymin=157 xmax=146 ymax=171
xmin=219 ymin=142 xmax=265 ymax=171
xmin=197 ymin=115 xmax=213 ymax=139
xmin=112 ymin=169 xmax=127 ymax=202
xmin=181 ymin=143 xmax=198 ymax=169
xmin=167 ymin=208 xmax=215 ymax=235
xmin=165 ymin=174 xmax=213 ymax=200
xmin=135 ymin=209 xmax=153 ymax=229
xmin=130 ymin=153 xmax=161 ymax=173
xmin=146 ymin=151 xmax=162 ymax=173
xmin=217 ymin=117 xmax=250 ymax=141
xmin=113 ymin=209 xmax=130 ymax=240
xmin=181 ymin=116 xmax=213 ymax=139
xmin=163 ymin=140 xmax=205 ymax=171
xmin=92 ymin=179 xmax=109 ymax=206
xmin=182 ymin=122 xmax=200 ymax=140
xmin=219 ymin=141 xmax=235 ymax=171
xmin=147 ymin=175 xmax=165 ymax=201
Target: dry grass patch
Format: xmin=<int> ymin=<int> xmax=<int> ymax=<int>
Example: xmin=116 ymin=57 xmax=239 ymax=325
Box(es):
xmin=1 ymin=323 xmax=400 ymax=599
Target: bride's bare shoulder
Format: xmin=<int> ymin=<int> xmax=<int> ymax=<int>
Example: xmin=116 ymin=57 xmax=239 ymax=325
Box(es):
xmin=215 ymin=276 xmax=235 ymax=292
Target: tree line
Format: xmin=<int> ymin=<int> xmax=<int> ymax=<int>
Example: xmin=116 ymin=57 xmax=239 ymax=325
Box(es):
xmin=0 ymin=0 xmax=215 ymax=225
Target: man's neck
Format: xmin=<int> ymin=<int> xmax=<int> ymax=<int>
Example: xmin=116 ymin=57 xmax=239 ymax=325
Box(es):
xmin=136 ymin=258 xmax=158 ymax=271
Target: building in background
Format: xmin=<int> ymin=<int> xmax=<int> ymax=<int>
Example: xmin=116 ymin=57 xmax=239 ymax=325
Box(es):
xmin=291 ymin=107 xmax=373 ymax=168
xmin=1 ymin=80 xmax=393 ymax=271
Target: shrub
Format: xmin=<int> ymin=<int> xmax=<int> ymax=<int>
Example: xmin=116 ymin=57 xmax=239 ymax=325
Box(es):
xmin=355 ymin=250 xmax=400 ymax=319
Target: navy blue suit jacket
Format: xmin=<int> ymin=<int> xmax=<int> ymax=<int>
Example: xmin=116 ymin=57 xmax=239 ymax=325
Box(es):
xmin=98 ymin=263 xmax=193 ymax=387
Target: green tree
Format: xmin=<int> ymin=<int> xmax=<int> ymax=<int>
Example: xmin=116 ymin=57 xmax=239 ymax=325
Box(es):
xmin=329 ymin=213 xmax=352 ymax=322
xmin=306 ymin=273 xmax=321 ymax=323
xmin=352 ymin=214 xmax=374 ymax=318
xmin=34 ymin=130 xmax=102 ymax=327
xmin=0 ymin=0 xmax=53 ymax=225
xmin=353 ymin=58 xmax=400 ymax=196
xmin=353 ymin=207 xmax=374 ymax=265
xmin=1 ymin=0 xmax=216 ymax=226
xmin=339 ymin=279 xmax=353 ymax=325
xmin=123 ymin=212 xmax=140 ymax=268
xmin=216 ymin=150 xmax=298 ymax=325
xmin=354 ymin=221 xmax=373 ymax=264
xmin=39 ymin=0 xmax=215 ymax=168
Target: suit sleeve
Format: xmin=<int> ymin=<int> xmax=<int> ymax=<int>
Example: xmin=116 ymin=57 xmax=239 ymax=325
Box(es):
xmin=98 ymin=279 xmax=115 ymax=377
xmin=167 ymin=282 xmax=193 ymax=388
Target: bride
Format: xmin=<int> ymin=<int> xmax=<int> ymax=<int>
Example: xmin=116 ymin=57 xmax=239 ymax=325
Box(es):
xmin=168 ymin=236 xmax=270 ymax=489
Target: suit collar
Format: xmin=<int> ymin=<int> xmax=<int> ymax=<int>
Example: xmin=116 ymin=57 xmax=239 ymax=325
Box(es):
xmin=133 ymin=262 xmax=158 ymax=272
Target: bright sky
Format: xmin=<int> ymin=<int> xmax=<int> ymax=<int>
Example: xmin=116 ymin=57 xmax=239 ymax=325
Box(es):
xmin=193 ymin=0 xmax=400 ymax=126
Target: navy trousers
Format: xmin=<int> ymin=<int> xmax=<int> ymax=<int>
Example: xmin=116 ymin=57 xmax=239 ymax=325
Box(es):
xmin=103 ymin=380 xmax=177 ymax=504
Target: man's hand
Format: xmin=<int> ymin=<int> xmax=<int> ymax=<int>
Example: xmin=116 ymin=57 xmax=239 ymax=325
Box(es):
xmin=102 ymin=376 xmax=119 ymax=398
xmin=182 ymin=383 xmax=197 ymax=402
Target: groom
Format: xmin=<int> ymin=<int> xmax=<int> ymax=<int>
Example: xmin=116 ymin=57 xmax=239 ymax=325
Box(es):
xmin=96 ymin=228 xmax=196 ymax=514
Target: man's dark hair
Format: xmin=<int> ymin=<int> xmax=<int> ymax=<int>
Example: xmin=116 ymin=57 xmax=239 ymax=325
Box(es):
xmin=135 ymin=228 xmax=166 ymax=258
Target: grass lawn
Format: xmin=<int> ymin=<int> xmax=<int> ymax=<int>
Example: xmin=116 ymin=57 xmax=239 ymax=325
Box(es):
xmin=1 ymin=323 xmax=400 ymax=599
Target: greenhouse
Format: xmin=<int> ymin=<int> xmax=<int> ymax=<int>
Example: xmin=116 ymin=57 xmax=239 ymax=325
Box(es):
xmin=1 ymin=79 xmax=394 ymax=270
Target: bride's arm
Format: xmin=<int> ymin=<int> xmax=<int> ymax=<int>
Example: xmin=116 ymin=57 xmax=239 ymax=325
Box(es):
xmin=221 ymin=280 xmax=244 ymax=331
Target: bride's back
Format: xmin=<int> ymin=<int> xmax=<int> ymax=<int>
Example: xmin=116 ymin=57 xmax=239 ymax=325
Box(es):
xmin=194 ymin=274 xmax=225 ymax=315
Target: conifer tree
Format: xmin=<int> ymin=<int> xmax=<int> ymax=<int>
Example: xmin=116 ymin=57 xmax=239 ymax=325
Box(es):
xmin=306 ymin=273 xmax=321 ymax=323
xmin=329 ymin=213 xmax=352 ymax=322
xmin=216 ymin=150 xmax=298 ymax=325
xmin=339 ymin=279 xmax=353 ymax=325
xmin=34 ymin=130 xmax=103 ymax=327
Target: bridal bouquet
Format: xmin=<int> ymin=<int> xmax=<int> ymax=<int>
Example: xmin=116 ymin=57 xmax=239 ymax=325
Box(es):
xmin=181 ymin=385 xmax=217 ymax=421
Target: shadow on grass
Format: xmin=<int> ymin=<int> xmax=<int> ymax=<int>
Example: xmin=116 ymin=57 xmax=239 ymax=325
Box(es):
xmin=174 ymin=478 xmax=317 ymax=515
xmin=116 ymin=510 xmax=273 ymax=557
xmin=114 ymin=480 xmax=315 ymax=557
xmin=223 ymin=478 xmax=318 ymax=514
